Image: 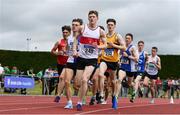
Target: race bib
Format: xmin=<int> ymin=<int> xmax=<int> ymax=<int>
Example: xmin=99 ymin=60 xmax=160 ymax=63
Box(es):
xmin=104 ymin=48 xmax=114 ymax=56
xmin=147 ymin=63 xmax=156 ymax=71
xmin=84 ymin=45 xmax=95 ymax=55
xmin=121 ymin=58 xmax=129 ymax=64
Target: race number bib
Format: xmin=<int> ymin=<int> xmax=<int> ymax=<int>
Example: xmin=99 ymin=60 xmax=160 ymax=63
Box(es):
xmin=147 ymin=62 xmax=156 ymax=71
xmin=104 ymin=48 xmax=114 ymax=56
xmin=67 ymin=42 xmax=73 ymax=55
xmin=121 ymin=58 xmax=129 ymax=64
xmin=84 ymin=45 xmax=95 ymax=55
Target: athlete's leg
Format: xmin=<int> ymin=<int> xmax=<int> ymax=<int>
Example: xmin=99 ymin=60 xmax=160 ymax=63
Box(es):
xmin=150 ymin=79 xmax=156 ymax=98
xmin=73 ymin=70 xmax=84 ymax=95
xmin=78 ymin=66 xmax=95 ymax=103
xmin=118 ymin=70 xmax=126 ymax=97
xmin=64 ymin=68 xmax=74 ymax=101
xmin=54 ymin=69 xmax=65 ymax=102
xmin=89 ymin=68 xmax=99 ymax=105
xmin=134 ymin=75 xmax=142 ymax=95
xmin=110 ymin=70 xmax=118 ymax=97
xmin=57 ymin=69 xmax=66 ymax=96
xmin=98 ymin=62 xmax=108 ymax=100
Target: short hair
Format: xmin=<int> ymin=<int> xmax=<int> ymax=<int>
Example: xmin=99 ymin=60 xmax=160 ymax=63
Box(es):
xmin=72 ymin=18 xmax=83 ymax=25
xmin=62 ymin=25 xmax=71 ymax=32
xmin=99 ymin=25 xmax=105 ymax=31
xmin=106 ymin=18 xmax=116 ymax=25
xmin=138 ymin=40 xmax=144 ymax=45
xmin=125 ymin=33 xmax=133 ymax=40
xmin=152 ymin=46 xmax=158 ymax=52
xmin=88 ymin=10 xmax=98 ymax=17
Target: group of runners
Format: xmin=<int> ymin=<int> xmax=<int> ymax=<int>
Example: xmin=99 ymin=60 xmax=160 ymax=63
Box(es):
xmin=51 ymin=10 xmax=163 ymax=111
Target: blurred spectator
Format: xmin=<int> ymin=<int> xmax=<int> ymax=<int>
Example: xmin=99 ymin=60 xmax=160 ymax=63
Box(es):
xmin=161 ymin=78 xmax=171 ymax=98
xmin=155 ymin=77 xmax=162 ymax=97
xmin=0 ymin=64 xmax=4 ymax=89
xmin=11 ymin=66 xmax=18 ymax=75
xmin=27 ymin=68 xmax=35 ymax=77
xmin=4 ymin=66 xmax=11 ymax=74
xmin=36 ymin=70 xmax=43 ymax=83
xmin=0 ymin=64 xmax=4 ymax=75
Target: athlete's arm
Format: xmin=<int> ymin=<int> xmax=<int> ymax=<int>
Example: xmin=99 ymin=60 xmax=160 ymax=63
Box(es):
xmin=153 ymin=57 xmax=161 ymax=70
xmin=128 ymin=47 xmax=138 ymax=62
xmin=145 ymin=51 xmax=149 ymax=63
xmin=110 ymin=34 xmax=126 ymax=51
xmin=51 ymin=42 xmax=63 ymax=56
xmin=97 ymin=29 xmax=107 ymax=49
xmin=72 ymin=25 xmax=83 ymax=57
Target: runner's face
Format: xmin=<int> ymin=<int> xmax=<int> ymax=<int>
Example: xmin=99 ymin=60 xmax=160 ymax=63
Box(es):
xmin=72 ymin=22 xmax=80 ymax=32
xmin=88 ymin=13 xmax=98 ymax=25
xmin=107 ymin=22 xmax=115 ymax=32
xmin=62 ymin=30 xmax=70 ymax=39
xmin=125 ymin=35 xmax=132 ymax=45
xmin=138 ymin=43 xmax=144 ymax=51
xmin=151 ymin=49 xmax=157 ymax=56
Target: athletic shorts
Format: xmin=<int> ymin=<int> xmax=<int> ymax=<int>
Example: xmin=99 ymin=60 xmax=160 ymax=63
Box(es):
xmin=118 ymin=68 xmax=137 ymax=78
xmin=101 ymin=60 xmax=118 ymax=71
xmin=145 ymin=72 xmax=158 ymax=80
xmin=76 ymin=57 xmax=97 ymax=70
xmin=134 ymin=72 xmax=145 ymax=80
xmin=57 ymin=64 xmax=65 ymax=75
xmin=126 ymin=71 xmax=137 ymax=78
xmin=65 ymin=63 xmax=77 ymax=75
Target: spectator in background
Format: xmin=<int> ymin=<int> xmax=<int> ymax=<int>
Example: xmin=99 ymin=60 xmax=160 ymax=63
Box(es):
xmin=11 ymin=66 xmax=18 ymax=75
xmin=27 ymin=68 xmax=35 ymax=77
xmin=174 ymin=78 xmax=180 ymax=99
xmin=155 ymin=77 xmax=162 ymax=97
xmin=0 ymin=64 xmax=4 ymax=75
xmin=4 ymin=66 xmax=11 ymax=74
xmin=161 ymin=78 xmax=169 ymax=98
xmin=36 ymin=70 xmax=43 ymax=83
xmin=0 ymin=64 xmax=4 ymax=88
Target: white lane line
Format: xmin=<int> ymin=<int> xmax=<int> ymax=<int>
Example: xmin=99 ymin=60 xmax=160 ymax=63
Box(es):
xmin=80 ymin=103 xmax=178 ymax=114
xmin=0 ymin=104 xmax=61 ymax=112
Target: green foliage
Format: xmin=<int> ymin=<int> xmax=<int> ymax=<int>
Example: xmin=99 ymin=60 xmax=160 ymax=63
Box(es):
xmin=0 ymin=50 xmax=179 ymax=79
xmin=0 ymin=50 xmax=56 ymax=73
xmin=159 ymin=55 xmax=180 ymax=79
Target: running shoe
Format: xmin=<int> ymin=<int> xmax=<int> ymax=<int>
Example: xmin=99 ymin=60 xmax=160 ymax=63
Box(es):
xmin=150 ymin=98 xmax=154 ymax=104
xmin=112 ymin=96 xmax=118 ymax=109
xmin=54 ymin=96 xmax=60 ymax=103
xmin=170 ymin=96 xmax=174 ymax=104
xmin=76 ymin=103 xmax=82 ymax=111
xmin=64 ymin=102 xmax=73 ymax=109
xmin=89 ymin=96 xmax=96 ymax=105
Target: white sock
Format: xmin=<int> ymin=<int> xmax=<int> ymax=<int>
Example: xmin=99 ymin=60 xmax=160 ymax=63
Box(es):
xmin=78 ymin=101 xmax=82 ymax=105
xmin=68 ymin=100 xmax=72 ymax=103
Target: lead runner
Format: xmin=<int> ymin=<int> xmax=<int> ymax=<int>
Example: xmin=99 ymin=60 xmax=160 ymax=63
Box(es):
xmin=73 ymin=10 xmax=107 ymax=111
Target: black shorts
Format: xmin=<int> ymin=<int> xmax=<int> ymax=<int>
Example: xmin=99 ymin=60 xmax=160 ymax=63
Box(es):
xmin=145 ymin=72 xmax=158 ymax=80
xmin=57 ymin=64 xmax=65 ymax=75
xmin=126 ymin=71 xmax=137 ymax=78
xmin=65 ymin=63 xmax=77 ymax=75
xmin=136 ymin=72 xmax=145 ymax=77
xmin=76 ymin=57 xmax=97 ymax=70
xmin=101 ymin=60 xmax=118 ymax=71
xmin=118 ymin=68 xmax=137 ymax=78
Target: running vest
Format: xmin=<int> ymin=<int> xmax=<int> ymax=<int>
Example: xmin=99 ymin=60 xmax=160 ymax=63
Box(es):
xmin=57 ymin=39 xmax=68 ymax=65
xmin=146 ymin=55 xmax=159 ymax=75
xmin=101 ymin=33 xmax=119 ymax=62
xmin=67 ymin=34 xmax=75 ymax=63
xmin=78 ymin=24 xmax=100 ymax=59
xmin=137 ymin=51 xmax=146 ymax=72
xmin=120 ymin=44 xmax=137 ymax=72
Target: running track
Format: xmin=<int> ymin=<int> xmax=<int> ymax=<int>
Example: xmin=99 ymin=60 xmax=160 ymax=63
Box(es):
xmin=0 ymin=95 xmax=179 ymax=114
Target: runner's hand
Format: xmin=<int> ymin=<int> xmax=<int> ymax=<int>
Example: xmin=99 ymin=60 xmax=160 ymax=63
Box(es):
xmin=123 ymin=52 xmax=128 ymax=57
